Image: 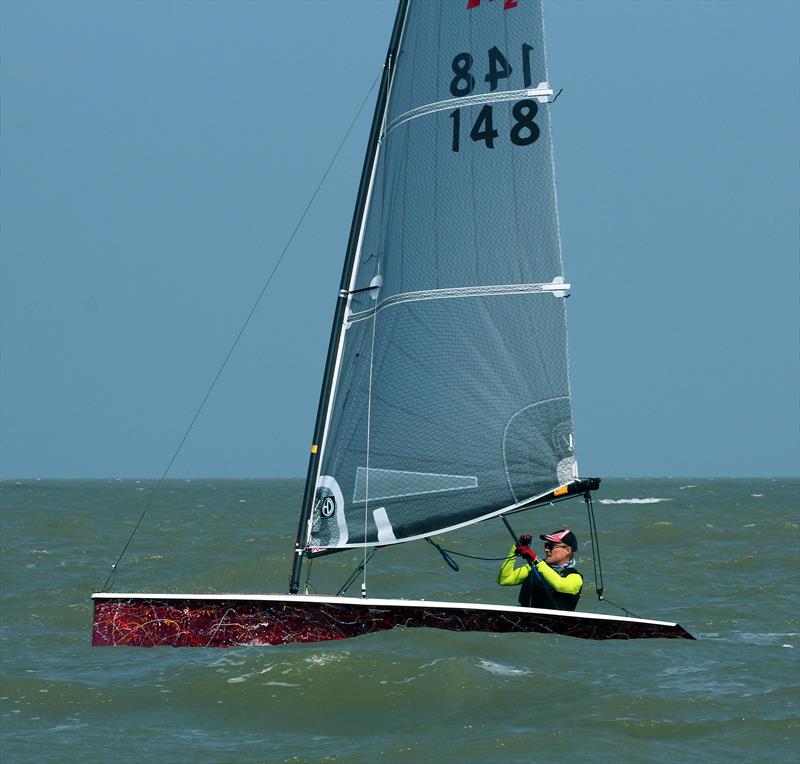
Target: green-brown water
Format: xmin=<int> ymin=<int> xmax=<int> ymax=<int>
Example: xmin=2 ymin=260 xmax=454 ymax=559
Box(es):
xmin=1 ymin=478 xmax=797 ymax=762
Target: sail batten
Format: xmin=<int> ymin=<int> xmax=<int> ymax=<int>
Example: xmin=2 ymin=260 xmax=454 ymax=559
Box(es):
xmin=305 ymin=0 xmax=577 ymax=553
xmin=385 ymin=83 xmax=554 ymax=135
xmin=347 ymin=280 xmax=570 ymax=324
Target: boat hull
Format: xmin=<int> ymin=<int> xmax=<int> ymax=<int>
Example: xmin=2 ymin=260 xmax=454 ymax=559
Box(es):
xmin=91 ymin=593 xmax=693 ymax=647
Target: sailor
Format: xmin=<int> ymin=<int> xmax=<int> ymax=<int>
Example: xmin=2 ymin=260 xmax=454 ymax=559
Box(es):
xmin=497 ymin=529 xmax=583 ymax=610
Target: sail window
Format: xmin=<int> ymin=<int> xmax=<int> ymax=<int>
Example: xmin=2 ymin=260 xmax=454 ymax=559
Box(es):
xmin=353 ymin=467 xmax=478 ymax=503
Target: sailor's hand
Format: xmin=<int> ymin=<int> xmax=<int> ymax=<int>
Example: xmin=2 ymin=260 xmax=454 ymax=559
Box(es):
xmin=515 ymin=545 xmax=537 ymax=563
xmin=518 ymin=534 xmax=532 ymax=547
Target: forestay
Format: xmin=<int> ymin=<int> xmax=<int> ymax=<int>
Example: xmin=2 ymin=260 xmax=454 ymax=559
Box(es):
xmin=309 ymin=0 xmax=575 ymax=551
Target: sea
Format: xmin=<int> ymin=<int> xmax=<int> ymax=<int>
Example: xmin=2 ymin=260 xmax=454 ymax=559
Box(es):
xmin=0 ymin=478 xmax=797 ymax=763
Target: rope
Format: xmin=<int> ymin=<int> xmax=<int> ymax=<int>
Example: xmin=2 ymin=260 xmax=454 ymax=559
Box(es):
xmin=601 ymin=596 xmax=640 ymax=619
xmin=582 ymin=492 xmax=641 ymax=618
xmin=100 ymin=72 xmax=382 ymax=591
xmin=584 ymin=492 xmax=604 ymax=599
xmin=425 ymin=538 xmax=459 ymax=570
xmin=425 ymin=541 xmax=508 ymax=562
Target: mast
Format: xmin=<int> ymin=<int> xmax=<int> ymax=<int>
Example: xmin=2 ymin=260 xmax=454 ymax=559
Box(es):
xmin=289 ymin=0 xmax=410 ymax=594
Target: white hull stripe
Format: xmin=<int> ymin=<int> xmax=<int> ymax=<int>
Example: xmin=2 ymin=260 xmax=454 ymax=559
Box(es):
xmin=91 ymin=592 xmax=678 ymax=628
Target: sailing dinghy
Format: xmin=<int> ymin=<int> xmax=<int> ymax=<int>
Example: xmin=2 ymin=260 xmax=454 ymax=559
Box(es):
xmin=93 ymin=0 xmax=693 ymax=646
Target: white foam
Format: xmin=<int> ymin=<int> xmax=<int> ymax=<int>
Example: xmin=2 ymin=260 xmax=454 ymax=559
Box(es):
xmin=597 ymin=497 xmax=671 ymax=505
xmin=304 ymin=652 xmax=349 ymax=667
xmin=47 ymin=723 xmax=88 ymax=733
xmin=735 ymin=631 xmax=799 ymax=646
xmin=477 ymin=659 xmax=532 ymax=677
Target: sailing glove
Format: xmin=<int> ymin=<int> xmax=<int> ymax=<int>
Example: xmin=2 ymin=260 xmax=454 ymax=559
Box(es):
xmin=518 ymin=534 xmax=532 ymax=546
xmin=515 ymin=545 xmax=537 ymax=563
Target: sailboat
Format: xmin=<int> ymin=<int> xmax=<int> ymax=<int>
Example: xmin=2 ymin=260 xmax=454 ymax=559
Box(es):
xmin=92 ymin=0 xmax=692 ymax=647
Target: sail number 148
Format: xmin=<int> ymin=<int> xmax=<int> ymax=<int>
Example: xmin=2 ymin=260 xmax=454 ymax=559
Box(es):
xmin=449 ymin=44 xmax=541 ymax=152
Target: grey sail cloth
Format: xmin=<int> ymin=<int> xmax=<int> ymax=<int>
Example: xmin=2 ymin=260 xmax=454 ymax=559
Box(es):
xmin=309 ymin=0 xmax=576 ymax=550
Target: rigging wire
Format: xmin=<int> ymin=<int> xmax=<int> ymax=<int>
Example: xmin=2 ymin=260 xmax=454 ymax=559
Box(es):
xmin=601 ymin=595 xmax=640 ymax=620
xmin=361 ymin=303 xmax=379 ymax=598
xmin=100 ymin=71 xmax=382 ymax=591
xmin=302 ymin=556 xmax=315 ymax=595
xmin=581 ymin=492 xmax=638 ymax=618
xmin=584 ymin=491 xmax=604 ymax=599
xmin=336 ymin=549 xmax=377 ymax=597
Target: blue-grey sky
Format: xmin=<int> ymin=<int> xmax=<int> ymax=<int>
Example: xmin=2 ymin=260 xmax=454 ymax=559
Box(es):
xmin=1 ymin=0 xmax=798 ymax=479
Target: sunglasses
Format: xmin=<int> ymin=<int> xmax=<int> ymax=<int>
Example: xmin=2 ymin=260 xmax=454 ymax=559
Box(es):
xmin=544 ymin=542 xmax=569 ymax=551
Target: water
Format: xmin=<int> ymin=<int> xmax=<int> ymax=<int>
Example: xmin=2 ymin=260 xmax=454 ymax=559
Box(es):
xmin=1 ymin=478 xmax=797 ymax=762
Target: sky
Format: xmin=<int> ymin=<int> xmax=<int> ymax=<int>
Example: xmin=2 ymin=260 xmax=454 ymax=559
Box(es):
xmin=1 ymin=0 xmax=798 ymax=479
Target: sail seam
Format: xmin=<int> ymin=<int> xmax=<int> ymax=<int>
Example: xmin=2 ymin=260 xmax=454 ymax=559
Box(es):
xmin=384 ymin=85 xmax=553 ymax=136
xmin=347 ymin=281 xmax=567 ymax=323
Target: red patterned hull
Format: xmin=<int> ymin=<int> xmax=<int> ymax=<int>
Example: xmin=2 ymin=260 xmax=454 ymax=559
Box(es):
xmin=91 ymin=594 xmax=694 ymax=647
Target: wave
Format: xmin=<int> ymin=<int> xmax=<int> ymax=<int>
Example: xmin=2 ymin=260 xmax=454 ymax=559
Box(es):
xmin=597 ymin=497 xmax=672 ymax=505
xmin=476 ymin=659 xmax=532 ymax=677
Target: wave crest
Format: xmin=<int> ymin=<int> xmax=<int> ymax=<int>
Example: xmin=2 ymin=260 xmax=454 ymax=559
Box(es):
xmin=598 ymin=497 xmax=672 ymax=505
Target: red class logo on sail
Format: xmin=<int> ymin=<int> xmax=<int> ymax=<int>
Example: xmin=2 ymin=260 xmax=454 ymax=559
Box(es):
xmin=467 ymin=0 xmax=519 ymax=10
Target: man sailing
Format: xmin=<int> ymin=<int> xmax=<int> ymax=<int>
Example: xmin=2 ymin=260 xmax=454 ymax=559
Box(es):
xmin=497 ymin=529 xmax=583 ymax=610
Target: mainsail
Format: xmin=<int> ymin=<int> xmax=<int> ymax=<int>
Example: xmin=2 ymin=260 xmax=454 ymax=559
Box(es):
xmin=298 ymin=0 xmax=577 ymax=558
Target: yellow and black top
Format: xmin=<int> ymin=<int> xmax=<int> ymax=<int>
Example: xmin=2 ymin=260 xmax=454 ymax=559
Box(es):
xmin=497 ymin=546 xmax=583 ymax=611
